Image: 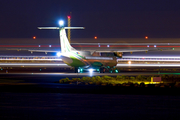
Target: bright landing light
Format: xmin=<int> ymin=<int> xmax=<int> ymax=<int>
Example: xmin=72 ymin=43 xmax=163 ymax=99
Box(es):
xmin=88 ymin=68 xmax=94 ymax=76
xmin=59 ymin=20 xmax=64 ymax=26
xmin=89 ymin=68 xmax=94 ymax=72
xmin=56 ymin=52 xmax=62 ymax=57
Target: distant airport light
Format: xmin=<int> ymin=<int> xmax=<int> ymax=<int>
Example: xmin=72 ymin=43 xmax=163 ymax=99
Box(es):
xmin=94 ymin=36 xmax=97 ymax=39
xmin=145 ymin=36 xmax=148 ymax=39
xmin=67 ymin=16 xmax=71 ymax=19
xmin=38 ymin=45 xmax=41 ymax=47
xmin=147 ymin=45 xmax=149 ymax=47
xmin=59 ymin=20 xmax=64 ymax=27
xmin=98 ymin=43 xmax=100 ymax=47
xmin=107 ymin=45 xmax=110 ymax=47
xmin=154 ymin=45 xmax=156 ymax=47
xmin=49 ymin=45 xmax=52 ymax=47
xmin=33 ymin=36 xmax=36 ymax=39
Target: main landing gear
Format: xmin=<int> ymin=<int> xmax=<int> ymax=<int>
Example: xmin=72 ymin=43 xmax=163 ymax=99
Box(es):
xmin=100 ymin=67 xmax=105 ymax=73
xmin=74 ymin=67 xmax=83 ymax=73
xmin=100 ymin=67 xmax=119 ymax=73
xmin=74 ymin=67 xmax=79 ymax=73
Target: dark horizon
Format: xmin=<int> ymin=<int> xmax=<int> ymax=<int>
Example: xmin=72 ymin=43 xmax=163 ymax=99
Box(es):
xmin=0 ymin=0 xmax=180 ymax=39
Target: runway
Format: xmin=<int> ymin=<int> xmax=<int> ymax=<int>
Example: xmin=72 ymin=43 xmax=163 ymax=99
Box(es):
xmin=0 ymin=62 xmax=180 ymax=68
xmin=0 ymin=38 xmax=180 ymax=71
xmin=0 ymin=71 xmax=179 ymax=77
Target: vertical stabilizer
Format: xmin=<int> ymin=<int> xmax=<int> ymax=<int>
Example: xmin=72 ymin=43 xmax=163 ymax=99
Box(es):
xmin=59 ymin=28 xmax=75 ymax=53
xmin=38 ymin=26 xmax=84 ymax=54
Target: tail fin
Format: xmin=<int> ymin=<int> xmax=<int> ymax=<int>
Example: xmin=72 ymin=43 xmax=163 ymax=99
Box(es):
xmin=38 ymin=27 xmax=84 ymax=53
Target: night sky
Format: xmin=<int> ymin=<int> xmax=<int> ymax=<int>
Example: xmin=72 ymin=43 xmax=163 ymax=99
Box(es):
xmin=0 ymin=0 xmax=180 ymax=39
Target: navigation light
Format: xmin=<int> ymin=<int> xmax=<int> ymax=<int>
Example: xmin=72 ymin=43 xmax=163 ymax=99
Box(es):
xmin=80 ymin=68 xmax=83 ymax=72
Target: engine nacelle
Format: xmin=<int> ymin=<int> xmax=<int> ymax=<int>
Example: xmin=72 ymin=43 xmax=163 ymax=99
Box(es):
xmin=114 ymin=52 xmax=123 ymax=58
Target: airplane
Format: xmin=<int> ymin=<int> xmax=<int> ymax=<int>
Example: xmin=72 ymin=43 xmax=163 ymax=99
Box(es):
xmin=35 ymin=20 xmax=171 ymax=73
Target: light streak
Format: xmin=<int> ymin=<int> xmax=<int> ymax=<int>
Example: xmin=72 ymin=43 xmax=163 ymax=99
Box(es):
xmin=0 ymin=63 xmax=67 ymax=66
xmin=117 ymin=64 xmax=180 ymax=67
xmin=118 ymin=59 xmax=180 ymax=61
xmin=122 ymin=56 xmax=180 ymax=58
xmin=0 ymin=59 xmax=62 ymax=61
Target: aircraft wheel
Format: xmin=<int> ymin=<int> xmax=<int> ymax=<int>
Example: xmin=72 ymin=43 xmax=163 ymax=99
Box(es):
xmin=109 ymin=68 xmax=113 ymax=73
xmin=114 ymin=69 xmax=119 ymax=73
xmin=100 ymin=67 xmax=105 ymax=73
xmin=74 ymin=67 xmax=79 ymax=73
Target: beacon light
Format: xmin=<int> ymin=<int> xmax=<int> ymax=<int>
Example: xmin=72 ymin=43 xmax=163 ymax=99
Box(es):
xmin=59 ymin=20 xmax=64 ymax=27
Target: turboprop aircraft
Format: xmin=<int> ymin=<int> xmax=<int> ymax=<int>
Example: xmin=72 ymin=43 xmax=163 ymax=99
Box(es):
xmin=36 ymin=20 xmax=170 ymax=73
xmin=37 ymin=21 xmax=119 ymax=73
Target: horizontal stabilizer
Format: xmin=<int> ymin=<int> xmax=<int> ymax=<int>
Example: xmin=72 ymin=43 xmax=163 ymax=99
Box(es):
xmin=64 ymin=27 xmax=85 ymax=29
xmin=38 ymin=27 xmax=59 ymax=29
xmin=38 ymin=27 xmax=85 ymax=30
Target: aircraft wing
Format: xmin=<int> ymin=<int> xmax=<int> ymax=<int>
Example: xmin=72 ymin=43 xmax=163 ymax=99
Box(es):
xmin=6 ymin=48 xmax=60 ymax=54
xmin=81 ymin=48 xmax=155 ymax=53
xmin=28 ymin=50 xmax=58 ymax=53
xmin=94 ymin=49 xmax=149 ymax=52
xmin=81 ymin=47 xmax=173 ymax=53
